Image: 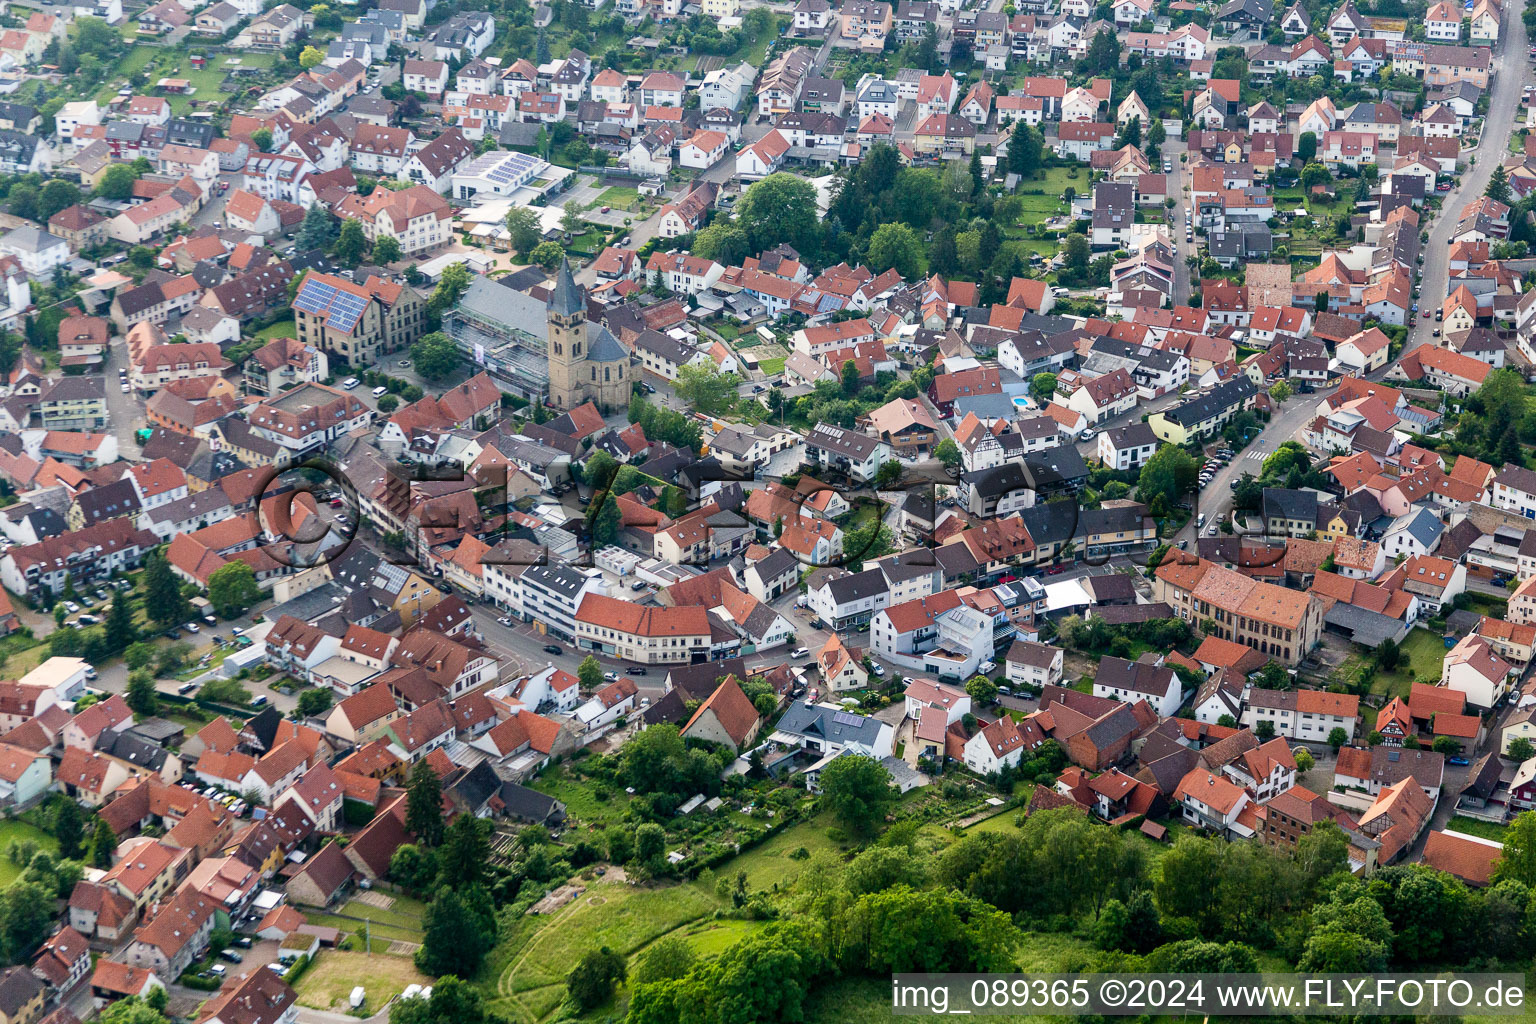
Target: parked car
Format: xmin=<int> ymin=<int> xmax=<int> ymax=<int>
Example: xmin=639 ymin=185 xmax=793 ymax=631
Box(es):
xmin=64 ymin=602 xmax=80 ymax=613
xmin=543 ymin=644 xmax=563 ymax=655
xmin=789 ymin=647 xmax=809 ymax=659
xmin=372 ymin=386 xmax=388 ymax=397
xmin=342 ymin=377 xmax=360 ymax=389
xmin=184 ymin=622 xmax=200 ymax=633
xmin=627 ymin=666 xmax=648 ymax=675
xmin=603 ymin=671 xmax=619 ymax=681
xmin=250 ymin=695 xmax=269 ymax=708
xmin=178 ymin=682 xmax=198 ymax=695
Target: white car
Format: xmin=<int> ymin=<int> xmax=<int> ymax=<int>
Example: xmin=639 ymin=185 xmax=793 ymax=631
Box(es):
xmin=871 ymin=663 xmax=886 ymax=677
xmin=184 ymin=622 xmax=200 ymax=633
xmin=790 ymin=647 xmax=809 ymax=659
xmin=65 ymin=602 xmax=80 ymax=613
xmin=120 ymin=382 xmax=131 ymax=393
xmin=372 ymin=386 xmax=388 ymax=397
xmin=342 ymin=377 xmax=360 ymax=389
xmin=603 ymin=671 xmax=619 ymax=681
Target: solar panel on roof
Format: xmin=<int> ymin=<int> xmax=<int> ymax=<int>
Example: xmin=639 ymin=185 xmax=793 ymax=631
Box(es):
xmin=833 ymin=711 xmax=864 ymax=727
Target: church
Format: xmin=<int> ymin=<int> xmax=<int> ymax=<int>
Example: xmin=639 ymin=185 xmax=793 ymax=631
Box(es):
xmin=545 ymin=257 xmax=631 ymax=412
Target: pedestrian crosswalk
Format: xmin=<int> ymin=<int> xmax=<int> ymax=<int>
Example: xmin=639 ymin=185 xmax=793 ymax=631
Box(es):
xmin=1244 ymin=451 xmax=1265 ymax=460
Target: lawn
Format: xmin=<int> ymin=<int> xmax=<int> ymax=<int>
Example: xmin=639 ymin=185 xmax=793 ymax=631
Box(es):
xmin=0 ymin=822 xmax=57 ymax=886
xmin=1447 ymin=816 xmax=1510 ymax=843
xmin=597 ymin=186 xmax=641 ymax=211
xmin=255 ymin=320 xmax=297 ymax=342
xmin=293 ymin=950 xmax=432 ymax=1013
xmin=757 ymin=356 xmax=785 ymax=375
xmin=527 ymin=764 xmax=638 ymax=831
xmin=98 ymin=47 xmax=276 ymax=115
xmin=1336 ymin=627 xmax=1449 ymax=698
xmin=304 ymin=894 xmax=427 ymax=953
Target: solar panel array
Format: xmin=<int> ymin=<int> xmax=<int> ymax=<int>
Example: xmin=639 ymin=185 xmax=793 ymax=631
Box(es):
xmin=295 ymin=276 xmax=368 ymax=334
xmin=833 ymin=711 xmax=864 ymax=727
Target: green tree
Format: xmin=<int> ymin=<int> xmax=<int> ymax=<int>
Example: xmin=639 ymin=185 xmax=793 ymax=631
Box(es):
xmin=818 ymin=754 xmax=893 ymax=834
xmin=1488 ymin=163 xmax=1513 ymax=205
xmin=1376 ymin=637 xmax=1400 ymax=671
xmin=410 ymin=332 xmax=461 ymax=381
xmin=250 ymin=128 xmax=274 ymax=153
xmin=560 ymin=201 xmax=583 ymax=236
xmin=141 ymin=551 xmax=189 ymax=627
xmin=841 ymin=359 xmax=860 ymax=396
xmin=1255 ymin=719 xmax=1276 ymax=741
xmin=1328 ymin=727 xmax=1348 ymax=752
xmin=51 ymin=799 xmax=83 ymax=861
xmin=1138 ymin=445 xmax=1199 ymax=509
xmin=97 ymin=997 xmax=170 ymax=1024
xmin=965 ymin=675 xmax=998 ymax=705
xmin=428 ymin=262 xmax=472 ymax=315
xmin=934 ymin=438 xmax=961 ymax=470
xmin=634 ymin=822 xmax=666 ymax=869
xmin=1294 ymin=747 xmax=1315 ymax=772
xmin=333 ymin=219 xmax=367 ymax=267
xmin=604 ymin=825 xmax=633 ymax=865
xmin=589 ymin=493 xmax=620 ymax=547
xmin=94 ymin=163 xmax=138 ymax=201
xmin=0 ymin=881 xmax=54 ymax=961
xmin=692 ymin=221 xmax=751 ymax=265
xmin=1432 ymin=735 xmax=1462 ymax=755
xmin=38 ymin=180 xmax=81 ymax=223
xmin=207 ymin=561 xmax=261 ymax=618
xmin=505 ymin=206 xmax=541 ymax=253
xmin=1300 ymin=162 xmax=1331 ymax=190
xmin=297 ymin=204 xmax=335 ymax=250
xmin=415 ymin=886 xmax=495 ymax=976
xmin=1031 ymin=372 xmax=1057 ymax=403
xmin=299 ymin=45 xmax=325 ymax=69
xmin=577 ymin=655 xmax=604 ymax=691
xmin=1006 ymin=123 xmax=1043 ymax=177
xmin=1497 ymin=812 xmax=1536 ymax=885
xmin=1509 ymin=737 xmax=1536 ymax=762
xmin=1297 ymin=131 xmax=1317 ymax=163
xmin=405 ymin=761 xmax=444 ymax=846
xmin=437 ymin=810 xmax=489 ymax=888
xmin=296 ymin=688 xmax=332 ymax=718
xmin=103 ymin=595 xmax=136 ymax=654
xmin=1269 ymin=380 xmax=1293 ymax=403
xmin=373 ymin=236 xmax=402 ymax=264
xmin=865 ymin=222 xmax=924 ymax=278
xmin=632 ymin=934 xmax=696 ymax=985
xmin=376 ymin=394 xmax=400 ymax=413
xmin=88 ymin=820 xmax=116 ymax=870
xmin=125 ymin=670 xmax=158 ymax=717
xmin=567 ymin=947 xmax=627 ymax=1011
xmin=736 ymin=173 xmax=820 ymax=254
xmin=875 ymin=459 xmax=903 ymax=488
xmin=673 ymin=362 xmax=741 ymax=415
xmin=530 ymin=240 xmax=564 ymax=270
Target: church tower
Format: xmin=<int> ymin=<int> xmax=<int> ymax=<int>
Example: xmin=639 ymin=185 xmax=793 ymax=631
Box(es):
xmin=545 ymin=257 xmax=587 ymax=411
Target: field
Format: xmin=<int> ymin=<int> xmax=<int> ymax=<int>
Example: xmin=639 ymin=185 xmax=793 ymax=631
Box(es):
xmin=527 ymin=764 xmax=638 ymax=831
xmin=0 ymin=822 xmax=57 ymax=886
xmin=757 ymin=356 xmax=785 ymax=375
xmin=304 ymin=894 xmax=428 ymax=954
xmin=1335 ymin=627 xmax=1449 ymax=698
xmin=293 ymin=950 xmax=432 ymax=1013
xmin=597 ymin=186 xmax=641 ymax=211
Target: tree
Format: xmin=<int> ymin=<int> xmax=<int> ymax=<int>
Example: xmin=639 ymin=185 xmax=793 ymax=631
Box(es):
xmin=578 ymin=655 xmax=604 ymax=691
xmin=692 ymin=221 xmax=751 ymax=265
xmin=38 ymin=180 xmax=81 ymax=223
xmin=1300 ymin=162 xmax=1332 ymax=191
xmin=840 ymin=359 xmax=860 ymax=396
xmin=875 ymin=459 xmax=903 ymax=489
xmin=633 ymin=934 xmax=696 ymax=985
xmin=299 ymin=45 xmax=325 ymax=69
xmin=95 ymin=163 xmax=137 ymax=201
xmin=1254 ymin=719 xmax=1276 ymax=741
xmin=567 ymin=947 xmax=626 ymax=1011
xmin=125 ymin=670 xmax=158 ymax=717
xmin=604 ymin=825 xmax=633 ymax=865
xmin=377 ymin=394 xmax=400 ymax=413
xmin=207 ymin=562 xmax=261 ymax=619
xmin=428 ymin=263 xmax=472 ymax=317
xmin=437 ymin=811 xmax=490 ymax=888
xmin=250 ymin=128 xmax=274 ymax=153
xmin=965 ymin=675 xmax=998 ymax=706
xmin=1497 ymin=812 xmax=1536 ymax=885
xmin=634 ymin=822 xmax=666 ymax=869
xmin=866 ymin=222 xmax=924 ymax=279
xmin=934 ymin=438 xmax=961 ymax=470
xmin=561 ymin=201 xmax=583 ymax=236
xmin=1488 ymin=163 xmax=1513 ymax=205
xmin=298 ymin=204 xmax=335 ymax=251
xmin=52 ymin=799 xmax=83 ymax=861
xmin=818 ymin=754 xmax=893 ymax=834
xmin=530 ymin=240 xmax=564 ymax=270
xmin=405 ymin=761 xmax=444 ymax=846
xmin=1006 ymin=124 xmax=1043 ymax=177
xmin=0 ymin=881 xmax=54 ymax=961
xmin=1031 ymin=372 xmax=1057 ymax=403
xmin=88 ymin=821 xmax=116 ymax=870
xmin=674 ymin=362 xmax=741 ymax=415
xmin=1138 ymin=445 xmax=1199 ymax=510
xmin=334 ymin=219 xmax=367 ymax=267
xmin=589 ymin=493 xmax=620 ymax=547
xmin=1268 ymin=380 xmax=1293 ymax=403
xmin=736 ymin=173 xmax=820 ymax=254
xmin=97 ymin=997 xmax=170 ymax=1024
xmin=1294 ymin=747 xmax=1315 ymax=772
xmin=296 ymin=688 xmax=332 ymax=718
xmin=505 ymin=207 xmax=541 ymax=253
xmin=373 ymin=236 xmax=402 ymax=265
xmin=1510 ymin=737 xmax=1536 ymax=762
xmin=141 ymin=551 xmax=189 ymax=627
xmin=415 ymin=886 xmax=495 ymax=976
xmin=1064 ymin=233 xmax=1091 ymax=275
xmin=1087 ymin=28 xmax=1122 ymax=72
xmin=1432 ymin=735 xmax=1462 ymax=755
xmin=410 ymin=332 xmax=460 ymax=381
xmin=103 ymin=596 xmax=136 ymax=654
xmin=1376 ymin=637 xmax=1400 ymax=671
xmin=1297 ymin=130 xmax=1317 ymax=163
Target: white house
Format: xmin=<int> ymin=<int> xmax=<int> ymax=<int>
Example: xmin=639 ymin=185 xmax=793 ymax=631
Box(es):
xmin=1091 ymin=655 xmax=1182 ymax=718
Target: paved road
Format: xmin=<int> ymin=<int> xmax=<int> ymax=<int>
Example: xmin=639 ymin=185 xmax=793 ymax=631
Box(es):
xmin=1394 ymin=0 xmax=1526 ymax=372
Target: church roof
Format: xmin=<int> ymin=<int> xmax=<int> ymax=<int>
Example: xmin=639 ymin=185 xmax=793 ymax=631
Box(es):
xmin=587 ymin=323 xmax=627 ymax=362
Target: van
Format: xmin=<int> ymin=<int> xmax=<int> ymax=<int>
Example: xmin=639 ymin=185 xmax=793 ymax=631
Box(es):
xmin=342 ymin=377 xmax=360 ymax=389
xmin=372 ymin=386 xmax=389 ymax=397
xmin=1197 ymin=513 xmax=1206 ymax=528
xmin=250 ymin=695 xmax=269 ymax=708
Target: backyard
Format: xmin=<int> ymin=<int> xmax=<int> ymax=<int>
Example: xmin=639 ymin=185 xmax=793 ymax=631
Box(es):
xmin=304 ymin=893 xmax=428 ymax=955
xmin=0 ymin=822 xmax=57 ymax=886
xmin=292 ymin=950 xmax=431 ymax=1013
xmin=1334 ymin=627 xmax=1450 ymax=700
xmin=97 ymin=47 xmax=277 ymax=116
xmin=254 ymin=320 xmax=297 ymax=342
